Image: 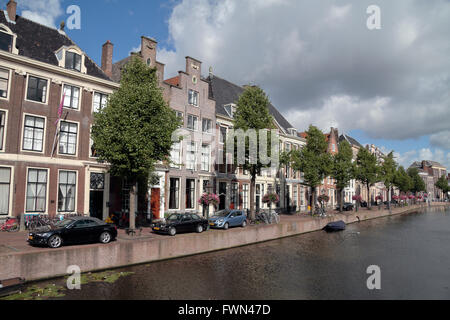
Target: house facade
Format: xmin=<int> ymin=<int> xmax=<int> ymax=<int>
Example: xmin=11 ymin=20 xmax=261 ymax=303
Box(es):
xmin=0 ymin=3 xmax=118 ymax=221
xmin=410 ymin=160 xmax=447 ymax=200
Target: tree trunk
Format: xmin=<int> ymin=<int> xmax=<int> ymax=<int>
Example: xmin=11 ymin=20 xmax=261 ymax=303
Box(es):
xmin=310 ymin=187 xmax=316 ymax=215
xmin=250 ymin=174 xmax=256 ymax=221
xmin=129 ymin=183 xmax=137 ymax=231
xmin=367 ymin=184 xmax=371 ymax=210
xmin=339 ymin=189 xmax=344 ymax=212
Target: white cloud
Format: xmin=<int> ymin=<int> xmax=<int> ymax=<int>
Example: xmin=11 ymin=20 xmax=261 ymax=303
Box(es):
xmin=158 ymin=0 xmax=450 ymax=142
xmin=19 ymin=0 xmax=64 ymax=28
xmin=430 ymin=131 xmax=450 ymax=150
xmin=395 ymin=148 xmax=450 ymax=170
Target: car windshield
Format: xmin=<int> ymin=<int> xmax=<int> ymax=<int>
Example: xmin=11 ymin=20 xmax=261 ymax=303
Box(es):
xmin=214 ymin=210 xmax=230 ymax=217
xmin=54 ymin=219 xmax=74 ymax=228
xmin=167 ymin=214 xmax=181 ymax=221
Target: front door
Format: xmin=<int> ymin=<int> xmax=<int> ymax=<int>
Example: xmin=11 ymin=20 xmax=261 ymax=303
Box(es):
xmin=219 ymin=182 xmax=227 ymax=210
xmin=151 ymin=188 xmax=161 ymax=220
xmin=89 ymin=191 xmax=104 ymax=220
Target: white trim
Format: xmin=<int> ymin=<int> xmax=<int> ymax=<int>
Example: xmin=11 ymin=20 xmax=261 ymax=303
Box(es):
xmin=0 ymin=66 xmax=12 ymax=101
xmin=24 ymin=166 xmax=50 ymax=215
xmin=92 ymin=91 xmax=109 ymax=114
xmin=56 ymin=169 xmax=78 ymax=214
xmin=86 ymin=167 xmax=110 ymax=220
xmin=0 ymin=165 xmax=14 ymax=217
xmin=20 ymin=113 xmax=47 ymax=154
xmin=0 ymin=153 xmax=106 ymax=167
xmin=24 ymin=73 xmax=51 ymax=105
xmin=61 ymin=82 xmax=83 ymax=111
xmin=0 ymin=108 xmax=8 ymax=153
xmin=57 ymin=119 xmax=80 ymax=158
xmin=55 ymin=46 xmax=87 ymax=74
xmin=0 ymin=23 xmax=19 ymax=54
xmin=168 ymin=177 xmax=181 ymax=211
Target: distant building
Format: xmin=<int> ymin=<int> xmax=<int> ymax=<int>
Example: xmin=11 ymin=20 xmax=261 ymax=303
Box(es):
xmin=409 ymin=161 xmax=447 ymax=200
xmin=339 ymin=134 xmax=363 ymax=203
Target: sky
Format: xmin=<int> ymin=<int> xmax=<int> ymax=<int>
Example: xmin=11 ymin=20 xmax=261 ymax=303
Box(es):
xmin=2 ymin=0 xmax=449 ymax=171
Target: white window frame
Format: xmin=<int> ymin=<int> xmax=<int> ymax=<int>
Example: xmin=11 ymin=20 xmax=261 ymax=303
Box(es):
xmin=0 ymin=109 xmax=7 ymax=152
xmin=201 ymin=144 xmax=210 ymax=172
xmin=186 ymin=142 xmax=197 ymax=171
xmin=25 ymin=167 xmax=50 ymax=214
xmin=92 ymin=91 xmax=109 ymax=113
xmin=170 ymin=141 xmax=182 ymax=169
xmin=0 ymin=67 xmax=11 ymax=101
xmin=219 ymin=126 xmax=227 ymax=145
xmin=20 ymin=113 xmax=47 ymax=154
xmin=188 ymin=89 xmax=199 ymax=106
xmin=202 ymin=118 xmax=213 ymax=134
xmin=187 ymin=114 xmax=198 ymax=131
xmin=62 ymin=83 xmax=82 ymax=110
xmin=185 ymin=178 xmax=196 ymax=211
xmin=0 ymin=24 xmax=19 ymax=55
xmin=0 ymin=165 xmax=14 ymax=217
xmin=57 ymin=120 xmax=79 ymax=157
xmin=169 ymin=177 xmax=181 ymax=211
xmin=25 ymin=74 xmax=50 ymax=105
xmin=57 ymin=169 xmax=78 ymax=214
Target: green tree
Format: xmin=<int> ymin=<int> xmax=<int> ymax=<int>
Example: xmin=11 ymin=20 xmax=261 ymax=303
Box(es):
xmin=380 ymin=152 xmax=397 ymax=210
xmin=291 ymin=125 xmax=333 ymax=214
xmin=92 ymin=57 xmax=179 ymax=231
xmin=230 ymin=85 xmax=274 ymax=221
xmin=331 ymin=140 xmax=354 ymax=212
xmin=407 ymin=167 xmax=426 ymax=194
xmin=435 ymin=175 xmax=449 ymax=199
xmin=393 ymin=166 xmax=413 ymax=194
xmin=355 ymin=148 xmax=380 ymax=209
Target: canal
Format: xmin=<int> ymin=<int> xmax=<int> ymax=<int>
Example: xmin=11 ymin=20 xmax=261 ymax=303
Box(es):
xmin=18 ymin=207 xmax=450 ymax=300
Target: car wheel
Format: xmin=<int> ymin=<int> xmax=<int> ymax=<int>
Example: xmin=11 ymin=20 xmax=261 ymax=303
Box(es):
xmin=196 ymin=225 xmax=204 ymax=233
xmin=242 ymin=220 xmax=247 ymax=228
xmin=224 ymin=223 xmax=229 ymax=230
xmin=48 ymin=235 xmax=62 ymax=249
xmin=100 ymin=232 xmax=112 ymax=244
xmin=169 ymin=227 xmax=177 ymax=236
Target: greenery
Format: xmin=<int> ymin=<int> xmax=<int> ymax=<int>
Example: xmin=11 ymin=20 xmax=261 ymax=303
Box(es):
xmin=407 ymin=167 xmax=426 ymax=194
xmin=291 ymin=125 xmax=333 ymax=214
xmin=92 ymin=57 xmax=179 ymax=229
xmin=354 ymin=147 xmax=380 ymax=209
xmin=435 ymin=175 xmax=450 ymax=198
xmin=394 ymin=166 xmax=413 ymax=194
xmin=230 ymin=85 xmax=274 ymax=220
xmin=380 ymin=152 xmax=397 ymax=209
xmin=331 ymin=140 xmax=354 ymax=212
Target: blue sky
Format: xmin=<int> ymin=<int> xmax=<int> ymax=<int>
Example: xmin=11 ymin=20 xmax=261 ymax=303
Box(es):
xmin=2 ymin=0 xmax=449 ymax=171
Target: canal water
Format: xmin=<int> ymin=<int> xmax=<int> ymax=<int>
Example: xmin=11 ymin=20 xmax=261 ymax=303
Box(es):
xmin=28 ymin=207 xmax=450 ymax=299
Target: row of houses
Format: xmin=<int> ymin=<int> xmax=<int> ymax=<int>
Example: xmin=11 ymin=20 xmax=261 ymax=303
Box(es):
xmin=0 ymin=2 xmax=446 ymax=222
xmin=409 ymin=160 xmax=448 ymax=200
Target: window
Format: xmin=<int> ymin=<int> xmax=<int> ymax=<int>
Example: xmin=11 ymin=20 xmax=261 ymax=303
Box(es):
xmin=224 ymin=104 xmax=236 ymax=118
xmin=0 ymin=68 xmax=9 ymax=98
xmin=65 ymin=51 xmax=82 ymax=72
xmin=0 ymin=167 xmax=11 ymax=215
xmin=121 ymin=178 xmax=132 ymax=211
xmin=23 ymin=115 xmax=45 ymax=152
xmin=243 ymin=184 xmax=249 ymax=210
xmin=63 ymin=85 xmax=81 ymax=109
xmin=0 ymin=29 xmax=12 ymax=52
xmin=26 ymin=169 xmax=48 ymax=213
xmin=201 ymin=144 xmax=210 ymax=172
xmin=169 ymin=178 xmax=180 ymax=210
xmin=187 ymin=115 xmax=198 ymax=131
xmin=58 ymin=171 xmax=76 ymax=212
xmin=188 ymin=90 xmax=198 ymax=106
xmin=93 ymin=92 xmax=108 ymax=113
xmin=59 ymin=121 xmax=78 ymax=155
xmin=219 ymin=127 xmax=227 ymax=144
xmin=170 ymin=141 xmax=181 ymax=168
xmin=293 ymin=186 xmax=298 ymax=207
xmin=0 ymin=111 xmax=5 ymax=150
xmin=90 ymin=173 xmax=105 ymax=190
xmin=186 ymin=179 xmax=195 ymax=209
xmin=202 ymin=118 xmax=212 ymax=134
xmin=27 ymin=76 xmax=48 ymax=103
xmin=285 ymin=143 xmax=291 ymax=152
xmin=231 ymin=183 xmax=239 ymax=209
xmin=176 ymin=111 xmax=184 ymax=126
xmin=186 ymin=142 xmax=196 ymax=170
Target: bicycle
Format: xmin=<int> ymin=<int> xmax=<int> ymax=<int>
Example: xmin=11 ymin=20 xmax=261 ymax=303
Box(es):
xmin=313 ymin=205 xmax=327 ymax=217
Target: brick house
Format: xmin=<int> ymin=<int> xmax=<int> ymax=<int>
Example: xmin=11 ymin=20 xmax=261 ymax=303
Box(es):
xmin=410 ymin=160 xmax=447 ymax=200
xmin=0 ymin=2 xmax=118 ymax=220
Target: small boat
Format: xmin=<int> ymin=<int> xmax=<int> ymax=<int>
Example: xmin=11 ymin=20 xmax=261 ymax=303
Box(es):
xmin=0 ymin=278 xmax=25 ymax=298
xmin=323 ymin=221 xmax=346 ymax=232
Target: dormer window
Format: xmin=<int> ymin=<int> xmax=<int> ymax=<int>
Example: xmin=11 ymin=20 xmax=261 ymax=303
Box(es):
xmin=65 ymin=51 xmax=82 ymax=72
xmin=0 ymin=29 xmax=12 ymax=52
xmin=224 ymin=104 xmax=236 ymax=118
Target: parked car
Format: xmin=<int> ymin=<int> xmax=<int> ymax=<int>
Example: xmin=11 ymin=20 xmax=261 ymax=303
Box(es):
xmin=28 ymin=217 xmax=117 ymax=249
xmin=209 ymin=209 xmax=247 ymax=230
xmin=360 ymin=201 xmax=368 ymax=207
xmin=336 ymin=203 xmax=354 ymax=211
xmin=152 ymin=213 xmax=209 ymax=236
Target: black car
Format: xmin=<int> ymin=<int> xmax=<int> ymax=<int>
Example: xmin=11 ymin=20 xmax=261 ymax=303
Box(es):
xmin=28 ymin=217 xmax=118 ymax=249
xmin=336 ymin=203 xmax=354 ymax=211
xmin=152 ymin=213 xmax=209 ymax=236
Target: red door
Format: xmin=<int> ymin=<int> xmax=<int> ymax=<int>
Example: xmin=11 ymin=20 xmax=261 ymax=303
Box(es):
xmin=151 ymin=189 xmax=161 ymax=219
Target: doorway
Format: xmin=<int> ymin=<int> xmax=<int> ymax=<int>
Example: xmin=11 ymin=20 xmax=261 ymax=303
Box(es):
xmin=151 ymin=188 xmax=161 ymax=219
xmin=89 ymin=173 xmax=105 ymax=220
xmin=219 ymin=182 xmax=227 ymax=210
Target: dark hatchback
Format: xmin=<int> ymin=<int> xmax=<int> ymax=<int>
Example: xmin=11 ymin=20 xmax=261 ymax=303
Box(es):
xmin=152 ymin=213 xmax=209 ymax=236
xmin=336 ymin=203 xmax=354 ymax=211
xmin=28 ymin=217 xmax=118 ymax=249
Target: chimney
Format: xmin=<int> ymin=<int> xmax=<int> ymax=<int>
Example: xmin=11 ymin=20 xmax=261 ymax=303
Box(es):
xmin=7 ymin=0 xmax=17 ymax=22
xmin=101 ymin=40 xmax=113 ymax=78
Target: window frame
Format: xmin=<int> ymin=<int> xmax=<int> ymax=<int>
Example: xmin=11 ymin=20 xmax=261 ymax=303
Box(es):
xmin=25 ymin=74 xmax=49 ymax=105
xmin=62 ymin=83 xmax=82 ymax=110
xmin=186 ymin=142 xmax=197 ymax=171
xmin=0 ymin=166 xmax=13 ymax=216
xmin=0 ymin=67 xmax=11 ymax=100
xmin=58 ymin=120 xmax=79 ymax=157
xmin=25 ymin=167 xmax=49 ymax=214
xmin=169 ymin=177 xmax=180 ymax=210
xmin=202 ymin=118 xmax=212 ymax=134
xmin=187 ymin=114 xmax=199 ymax=131
xmin=21 ymin=114 xmax=46 ymax=154
xmin=185 ymin=178 xmax=196 ymax=210
xmin=201 ymin=144 xmax=210 ymax=172
xmin=0 ymin=109 xmax=7 ymax=152
xmin=93 ymin=91 xmax=109 ymax=113
xmin=57 ymin=170 xmax=78 ymax=213
xmin=65 ymin=51 xmax=82 ymax=72
xmin=170 ymin=141 xmax=182 ymax=169
xmin=188 ymin=89 xmax=199 ymax=107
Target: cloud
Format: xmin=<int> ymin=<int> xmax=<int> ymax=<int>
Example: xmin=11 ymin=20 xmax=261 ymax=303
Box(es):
xmin=395 ymin=148 xmax=450 ymax=170
xmin=19 ymin=0 xmax=64 ymax=28
xmin=157 ymin=0 xmax=450 ymax=142
xmin=430 ymin=131 xmax=450 ymax=150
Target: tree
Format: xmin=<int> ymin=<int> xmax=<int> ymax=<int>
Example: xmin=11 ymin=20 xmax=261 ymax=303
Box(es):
xmin=435 ymin=175 xmax=449 ymax=199
xmin=394 ymin=166 xmax=413 ymax=194
xmin=230 ymin=85 xmax=274 ymax=221
xmin=291 ymin=125 xmax=332 ymax=214
xmin=92 ymin=57 xmax=179 ymax=231
xmin=331 ymin=140 xmax=354 ymax=212
xmin=407 ymin=167 xmax=426 ymax=194
xmin=355 ymin=147 xmax=379 ymax=209
xmin=380 ymin=152 xmax=397 ymax=210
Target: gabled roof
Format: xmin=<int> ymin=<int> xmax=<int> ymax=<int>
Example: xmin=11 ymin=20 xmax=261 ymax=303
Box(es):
xmin=339 ymin=134 xmax=363 ymax=148
xmin=0 ymin=11 xmax=110 ymax=81
xmin=207 ymin=75 xmax=294 ymax=133
xmin=165 ymin=75 xmax=180 ymax=87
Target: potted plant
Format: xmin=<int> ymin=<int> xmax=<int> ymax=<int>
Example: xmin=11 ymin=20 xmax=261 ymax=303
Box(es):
xmin=198 ymin=193 xmax=220 ymax=220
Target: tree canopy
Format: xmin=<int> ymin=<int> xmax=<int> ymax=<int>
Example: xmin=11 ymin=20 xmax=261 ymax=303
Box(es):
xmin=355 ymin=147 xmax=380 ymax=208
xmin=331 ymin=140 xmax=354 ymax=211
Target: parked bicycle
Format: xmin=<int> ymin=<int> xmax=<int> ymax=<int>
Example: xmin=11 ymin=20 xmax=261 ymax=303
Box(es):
xmin=254 ymin=209 xmax=280 ymax=225
xmin=313 ymin=205 xmax=327 ymax=217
